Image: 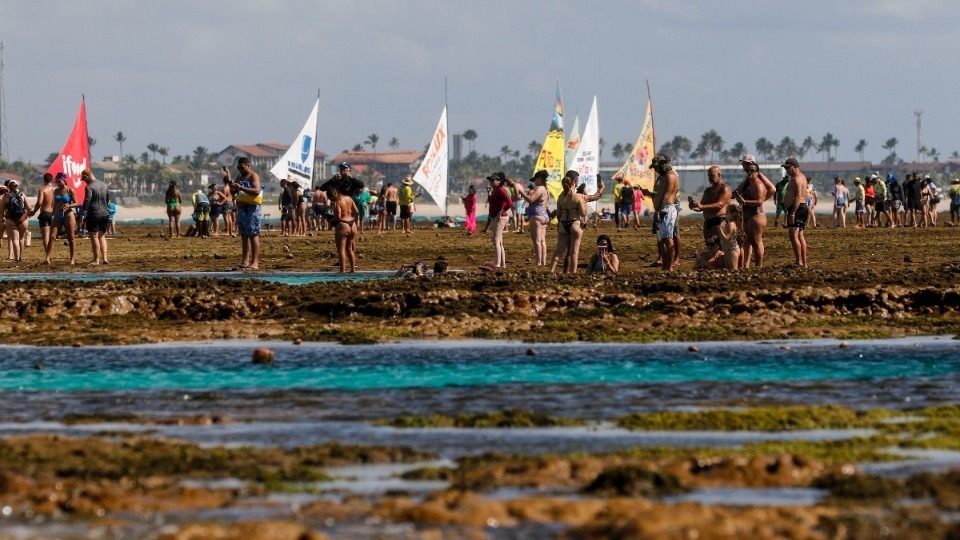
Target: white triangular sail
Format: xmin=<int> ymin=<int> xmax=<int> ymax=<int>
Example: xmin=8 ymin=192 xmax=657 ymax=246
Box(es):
xmin=412 ymin=106 xmax=449 ymax=216
xmin=270 ymin=98 xmax=319 ymax=184
xmin=570 ymin=96 xmax=600 ymax=211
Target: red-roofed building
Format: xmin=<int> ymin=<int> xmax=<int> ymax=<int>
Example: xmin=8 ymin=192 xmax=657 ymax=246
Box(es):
xmin=329 ymin=151 xmax=424 ymax=185
xmin=216 ymin=144 xmax=328 ymax=182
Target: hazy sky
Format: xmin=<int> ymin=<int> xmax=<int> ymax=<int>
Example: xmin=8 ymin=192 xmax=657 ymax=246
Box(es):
xmin=1 ymin=0 xmax=958 ymax=166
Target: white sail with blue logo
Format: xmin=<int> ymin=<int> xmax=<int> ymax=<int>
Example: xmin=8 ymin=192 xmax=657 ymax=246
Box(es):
xmin=270 ymin=98 xmax=319 ymax=184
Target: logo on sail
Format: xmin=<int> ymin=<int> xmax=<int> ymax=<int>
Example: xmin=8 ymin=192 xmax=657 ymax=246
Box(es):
xmin=300 ymin=135 xmax=312 ymax=164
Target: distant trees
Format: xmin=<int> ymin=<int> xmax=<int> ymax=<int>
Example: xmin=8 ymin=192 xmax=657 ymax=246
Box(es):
xmin=854 ymin=139 xmax=868 ymax=162
xmin=882 ymin=138 xmax=899 ymax=164
xmin=364 ymin=133 xmax=380 ymax=153
xmin=754 ymin=138 xmax=774 ymax=161
xmin=462 ymin=129 xmax=478 ymax=152
xmin=388 ymin=137 xmax=399 ymax=150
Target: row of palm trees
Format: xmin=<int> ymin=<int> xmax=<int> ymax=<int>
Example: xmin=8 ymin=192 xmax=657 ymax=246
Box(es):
xmin=657 ymin=131 xmax=959 ymax=167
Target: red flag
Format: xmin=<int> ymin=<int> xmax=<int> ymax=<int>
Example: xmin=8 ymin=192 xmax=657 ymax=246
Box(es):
xmin=46 ymin=99 xmax=91 ymax=205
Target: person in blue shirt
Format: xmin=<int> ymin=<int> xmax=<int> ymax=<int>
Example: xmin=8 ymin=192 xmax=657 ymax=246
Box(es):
xmin=107 ymin=201 xmax=118 ymax=235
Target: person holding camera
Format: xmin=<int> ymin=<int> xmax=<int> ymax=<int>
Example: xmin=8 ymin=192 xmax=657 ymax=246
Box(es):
xmin=550 ymin=171 xmax=604 ymax=274
xmin=588 ymin=234 xmax=620 ymax=273
xmin=640 ymin=153 xmax=680 ymax=271
xmin=224 ymin=157 xmax=262 ymax=270
xmin=481 ymin=172 xmax=514 ymax=270
xmin=689 ymin=165 xmax=732 ymax=244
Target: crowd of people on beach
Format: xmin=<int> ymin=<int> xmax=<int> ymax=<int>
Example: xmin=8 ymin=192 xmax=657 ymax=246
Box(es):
xmin=4 ymin=154 xmax=958 ymax=274
xmin=1 ymin=170 xmax=116 ymax=265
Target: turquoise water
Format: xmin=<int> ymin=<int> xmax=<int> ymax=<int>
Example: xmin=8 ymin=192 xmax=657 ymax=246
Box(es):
xmin=0 ymin=271 xmax=397 ymax=285
xmin=2 ymin=337 xmax=958 ymax=455
xmin=3 ymin=338 xmax=959 ymax=393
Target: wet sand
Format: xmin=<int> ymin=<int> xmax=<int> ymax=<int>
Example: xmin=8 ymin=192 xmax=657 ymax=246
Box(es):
xmin=2 ymin=217 xmax=960 ymax=538
xmin=0 ymin=217 xmax=959 ymax=345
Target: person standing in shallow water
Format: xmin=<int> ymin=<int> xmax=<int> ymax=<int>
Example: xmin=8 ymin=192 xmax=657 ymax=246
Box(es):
xmin=330 ymin=187 xmax=358 ymax=273
xmin=49 ymin=174 xmax=79 ymax=265
xmin=460 ymin=185 xmax=477 ymax=235
xmin=782 ymin=157 xmax=809 ymax=268
xmin=482 ymin=172 xmax=513 ymax=270
xmin=690 ymin=165 xmax=731 ymax=244
xmin=551 ymin=171 xmax=604 ymax=274
xmin=226 ymin=157 xmax=263 ymax=270
xmin=732 ymin=154 xmax=776 ymax=269
xmin=165 ymin=180 xmax=182 ymax=238
xmin=640 ymin=153 xmax=680 ymax=271
xmin=81 ymin=169 xmax=111 ymax=266
xmin=510 ymin=169 xmax=550 ymax=266
xmin=31 ymin=173 xmax=57 ymax=264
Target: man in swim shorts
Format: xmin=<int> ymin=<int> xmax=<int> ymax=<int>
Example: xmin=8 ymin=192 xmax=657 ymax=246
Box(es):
xmin=782 ymin=157 xmax=809 ymax=268
xmin=640 ymin=153 xmax=679 ymax=271
xmin=690 ymin=165 xmax=731 ymax=243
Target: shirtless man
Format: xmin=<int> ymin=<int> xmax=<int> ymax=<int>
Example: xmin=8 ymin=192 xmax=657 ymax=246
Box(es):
xmin=312 ymin=185 xmax=329 ymax=231
xmin=782 ymin=157 xmax=809 ymax=267
xmin=690 ymin=165 xmax=731 ymax=243
xmin=380 ymin=182 xmax=398 ymax=230
xmin=732 ymin=154 xmax=776 ymax=269
xmin=31 ymin=173 xmax=57 ymax=265
xmin=640 ymin=153 xmax=679 ymax=271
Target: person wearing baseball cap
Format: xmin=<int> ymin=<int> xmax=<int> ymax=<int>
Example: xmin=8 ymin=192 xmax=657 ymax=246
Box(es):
xmin=853 ymin=177 xmax=866 ymax=228
xmin=640 ymin=151 xmax=680 ymax=271
xmin=781 ymin=157 xmax=809 ymax=267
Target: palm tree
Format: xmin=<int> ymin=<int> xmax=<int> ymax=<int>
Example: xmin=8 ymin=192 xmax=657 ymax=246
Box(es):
xmin=147 ymin=143 xmax=160 ymax=162
xmin=728 ymin=142 xmax=748 ymax=162
xmin=115 ymin=131 xmax=127 ymax=158
xmin=672 ymin=135 xmax=692 ymax=164
xmin=775 ymin=137 xmax=799 ymax=163
xmin=598 ymin=137 xmax=606 ymax=162
xmin=882 ymin=137 xmax=898 ymax=154
xmin=365 ymin=134 xmax=379 ymax=153
xmin=499 ymin=145 xmax=513 ymax=164
xmin=462 ymin=129 xmax=478 ymax=153
xmin=754 ymin=137 xmax=774 ymax=161
xmin=819 ymin=133 xmax=838 ymax=162
xmin=352 ymin=143 xmax=363 ymax=152
xmin=88 ymin=136 xmax=97 ymax=150
xmin=389 ymin=137 xmax=399 ymax=150
xmin=854 ymin=139 xmax=867 ymax=162
xmin=140 ymin=152 xmax=149 ymax=164
xmin=45 ymin=152 xmax=60 ymax=166
xmin=951 ymin=150 xmax=960 ymax=160
xmin=527 ymin=140 xmax=540 ymax=156
xmin=611 ymin=143 xmax=625 ymax=161
xmin=159 ymin=147 xmax=169 ymax=164
xmin=799 ymin=136 xmax=816 ymax=160
xmin=927 ymin=147 xmax=940 ymax=162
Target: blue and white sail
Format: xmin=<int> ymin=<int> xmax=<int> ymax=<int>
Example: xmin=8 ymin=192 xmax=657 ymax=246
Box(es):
xmin=270 ymin=98 xmax=319 ymax=184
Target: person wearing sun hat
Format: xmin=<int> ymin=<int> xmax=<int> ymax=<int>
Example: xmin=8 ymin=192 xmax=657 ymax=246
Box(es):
xmin=398 ymin=176 xmax=418 ymax=234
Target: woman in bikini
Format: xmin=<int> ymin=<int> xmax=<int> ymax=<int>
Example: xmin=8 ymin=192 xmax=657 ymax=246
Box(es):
xmin=165 ymin=181 xmax=182 ymax=238
xmin=50 ymin=174 xmax=79 ymax=265
xmin=550 ymin=171 xmax=604 ymax=274
xmin=331 ymin=187 xmax=358 ymax=273
xmin=732 ymin=156 xmax=775 ymax=269
xmin=510 ymin=170 xmax=550 ymax=267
